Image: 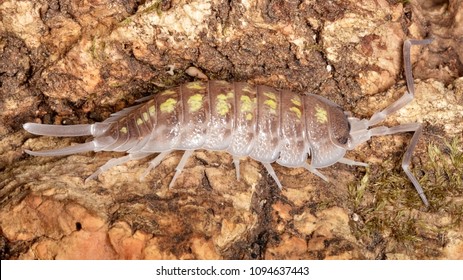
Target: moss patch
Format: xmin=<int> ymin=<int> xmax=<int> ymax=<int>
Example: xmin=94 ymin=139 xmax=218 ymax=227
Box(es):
xmin=348 ymin=136 xmax=463 ymax=258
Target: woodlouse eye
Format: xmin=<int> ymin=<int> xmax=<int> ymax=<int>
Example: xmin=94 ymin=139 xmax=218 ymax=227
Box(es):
xmin=329 ymin=108 xmax=351 ymax=147
xmin=336 ymin=120 xmax=351 ymax=144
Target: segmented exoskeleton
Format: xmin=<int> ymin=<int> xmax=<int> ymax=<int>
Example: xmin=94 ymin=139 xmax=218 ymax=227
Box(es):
xmin=23 ymin=39 xmax=433 ymax=206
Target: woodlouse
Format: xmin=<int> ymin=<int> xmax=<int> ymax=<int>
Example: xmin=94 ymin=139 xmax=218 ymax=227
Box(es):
xmin=23 ymin=39 xmax=432 ymax=206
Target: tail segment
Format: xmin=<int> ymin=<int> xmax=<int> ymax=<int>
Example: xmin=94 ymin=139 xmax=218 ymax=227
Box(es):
xmin=23 ymin=122 xmax=111 ymax=156
xmin=24 ymin=141 xmax=96 ymax=156
xmin=23 ymin=122 xmax=111 ymax=137
xmin=23 ymin=123 xmax=94 ymax=137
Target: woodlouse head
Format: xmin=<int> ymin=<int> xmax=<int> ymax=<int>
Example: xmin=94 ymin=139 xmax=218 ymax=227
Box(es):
xmin=305 ymin=94 xmax=352 ymax=168
xmin=307 ymin=94 xmax=352 ymax=149
xmin=327 ymin=107 xmax=351 ymax=147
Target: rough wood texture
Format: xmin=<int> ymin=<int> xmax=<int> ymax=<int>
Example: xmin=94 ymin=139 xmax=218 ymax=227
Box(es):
xmin=1 ymin=0 xmax=462 ymax=259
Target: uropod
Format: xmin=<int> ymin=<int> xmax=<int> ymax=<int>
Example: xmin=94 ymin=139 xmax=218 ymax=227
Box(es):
xmin=23 ymin=39 xmax=433 ymax=206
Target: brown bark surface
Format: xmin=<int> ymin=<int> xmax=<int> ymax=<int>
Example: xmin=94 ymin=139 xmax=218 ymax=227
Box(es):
xmin=1 ymin=0 xmax=462 ymax=259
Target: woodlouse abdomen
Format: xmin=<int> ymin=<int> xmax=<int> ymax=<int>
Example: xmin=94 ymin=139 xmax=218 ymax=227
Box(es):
xmin=23 ymin=39 xmax=433 ymax=207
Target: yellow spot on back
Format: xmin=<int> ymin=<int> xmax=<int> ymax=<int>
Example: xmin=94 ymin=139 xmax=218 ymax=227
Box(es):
xmin=120 ymin=126 xmax=128 ymax=134
xmin=217 ymin=94 xmax=228 ymax=101
xmin=291 ymin=97 xmax=301 ymax=107
xmin=226 ymin=91 xmax=234 ymax=99
xmin=143 ymin=112 xmax=149 ymax=121
xmin=263 ymin=91 xmax=276 ymax=100
xmin=186 ymin=82 xmax=206 ymax=90
xmin=216 ymin=94 xmax=231 ymax=116
xmin=264 ymin=99 xmax=277 ymax=113
xmin=290 ymin=107 xmax=302 ymax=119
xmin=240 ymin=95 xmax=254 ymax=112
xmin=161 ymin=89 xmax=176 ymax=96
xmin=187 ymin=93 xmax=204 ymax=112
xmin=242 ymin=86 xmax=254 ymax=93
xmin=137 ymin=118 xmax=143 ymax=125
xmin=149 ymin=106 xmax=156 ymax=116
xmin=315 ymin=105 xmax=328 ymax=123
xmin=160 ymin=98 xmax=177 ymax=113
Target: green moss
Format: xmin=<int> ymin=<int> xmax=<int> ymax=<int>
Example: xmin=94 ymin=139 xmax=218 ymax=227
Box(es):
xmin=87 ymin=37 xmax=107 ymax=61
xmin=108 ymin=82 xmax=124 ymax=88
xmin=160 ymin=72 xmax=186 ymax=87
xmin=422 ymin=137 xmax=463 ymax=216
xmin=142 ymin=0 xmax=163 ymax=16
xmin=305 ymin=43 xmax=324 ymax=53
xmin=348 ymin=136 xmax=463 ymax=257
xmin=118 ymin=17 xmax=133 ymax=27
xmin=348 ymin=166 xmax=370 ymax=209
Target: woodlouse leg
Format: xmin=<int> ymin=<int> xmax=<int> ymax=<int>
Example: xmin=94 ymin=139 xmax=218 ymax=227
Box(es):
xmin=338 ymin=158 xmax=368 ymax=167
xmin=302 ymin=162 xmax=329 ymax=182
xmin=169 ymin=150 xmax=194 ymax=188
xmin=85 ymin=152 xmax=152 ymax=183
xmin=140 ymin=150 xmax=171 ymax=180
xmin=262 ymin=162 xmax=283 ymax=189
xmin=369 ymin=123 xmax=429 ymax=207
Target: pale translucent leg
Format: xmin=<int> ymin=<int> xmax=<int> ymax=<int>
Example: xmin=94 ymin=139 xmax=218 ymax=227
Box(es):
xmin=260 ymin=161 xmax=330 ymax=189
xmin=302 ymin=162 xmax=329 ymax=182
xmin=262 ymin=162 xmax=283 ymax=189
xmin=370 ymin=123 xmax=429 ymax=207
xmin=169 ymin=150 xmax=194 ymax=188
xmin=140 ymin=150 xmax=172 ymax=180
xmin=85 ymin=152 xmax=152 ymax=183
xmin=338 ymin=158 xmax=368 ymax=167
xmin=233 ymin=156 xmax=241 ymax=180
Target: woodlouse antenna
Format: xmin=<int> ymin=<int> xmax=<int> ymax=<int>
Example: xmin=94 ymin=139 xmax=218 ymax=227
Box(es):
xmin=346 ymin=38 xmax=433 ymax=207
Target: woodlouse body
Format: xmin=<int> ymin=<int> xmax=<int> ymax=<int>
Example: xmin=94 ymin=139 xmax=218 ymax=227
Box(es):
xmin=23 ymin=39 xmax=433 ymax=206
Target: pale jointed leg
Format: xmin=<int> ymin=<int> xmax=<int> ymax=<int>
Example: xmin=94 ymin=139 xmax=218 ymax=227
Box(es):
xmin=140 ymin=150 xmax=172 ymax=180
xmin=262 ymin=162 xmax=283 ymax=189
xmin=263 ymin=161 xmax=329 ymax=188
xmin=338 ymin=158 xmax=369 ymax=167
xmin=169 ymin=150 xmax=194 ymax=188
xmin=86 ymin=152 xmax=153 ymax=183
xmin=302 ymin=162 xmax=329 ymax=182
